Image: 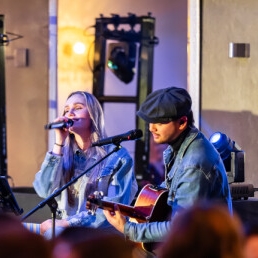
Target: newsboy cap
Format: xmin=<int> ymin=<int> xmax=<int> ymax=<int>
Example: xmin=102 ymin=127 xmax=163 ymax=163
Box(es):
xmin=137 ymin=87 xmax=192 ymax=123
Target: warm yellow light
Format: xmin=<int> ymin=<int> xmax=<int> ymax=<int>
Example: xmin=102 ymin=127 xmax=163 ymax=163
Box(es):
xmin=73 ymin=41 xmax=86 ymax=54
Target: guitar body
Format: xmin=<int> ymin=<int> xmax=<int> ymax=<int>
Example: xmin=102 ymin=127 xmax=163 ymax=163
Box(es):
xmin=131 ymin=184 xmax=171 ymax=222
xmin=88 ymin=183 xmax=171 ymax=253
xmin=131 ymin=184 xmax=171 ymax=253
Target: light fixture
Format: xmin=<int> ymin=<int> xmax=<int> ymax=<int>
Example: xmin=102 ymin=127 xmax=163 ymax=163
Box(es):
xmin=209 ymin=132 xmax=245 ymax=184
xmin=73 ymin=41 xmax=86 ymax=55
xmin=107 ymin=41 xmax=136 ymax=84
xmin=0 ymin=31 xmax=23 ymax=46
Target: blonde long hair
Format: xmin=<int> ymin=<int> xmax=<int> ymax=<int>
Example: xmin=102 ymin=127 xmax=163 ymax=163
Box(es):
xmin=62 ymin=91 xmax=108 ymax=205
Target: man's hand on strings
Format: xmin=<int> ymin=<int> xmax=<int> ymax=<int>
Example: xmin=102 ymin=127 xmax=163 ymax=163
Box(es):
xmin=103 ymin=204 xmax=126 ymax=233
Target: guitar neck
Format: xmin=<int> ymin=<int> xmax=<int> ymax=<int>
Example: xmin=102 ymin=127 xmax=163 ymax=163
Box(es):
xmin=94 ymin=200 xmax=151 ymax=222
xmin=88 ymin=184 xmax=170 ymax=226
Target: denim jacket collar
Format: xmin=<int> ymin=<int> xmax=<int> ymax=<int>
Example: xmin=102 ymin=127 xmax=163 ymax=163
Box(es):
xmin=164 ymin=126 xmax=199 ymax=162
xmin=163 ymin=126 xmax=199 ymax=181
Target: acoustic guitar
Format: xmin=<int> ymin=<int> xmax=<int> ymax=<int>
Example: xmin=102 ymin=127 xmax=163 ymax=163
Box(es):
xmin=87 ymin=184 xmax=171 ymax=253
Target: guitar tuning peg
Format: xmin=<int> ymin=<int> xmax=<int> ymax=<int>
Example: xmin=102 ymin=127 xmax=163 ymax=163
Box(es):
xmin=99 ymin=191 xmax=104 ymax=197
xmin=93 ymin=191 xmax=104 ymax=198
xmin=87 ymin=207 xmax=96 ymax=215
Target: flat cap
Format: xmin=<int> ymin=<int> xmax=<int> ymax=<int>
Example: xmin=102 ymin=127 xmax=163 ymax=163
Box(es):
xmin=137 ymin=87 xmax=192 ymax=123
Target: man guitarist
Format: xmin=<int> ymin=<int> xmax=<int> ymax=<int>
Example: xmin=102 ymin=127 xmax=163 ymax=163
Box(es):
xmin=103 ymin=86 xmax=232 ymax=256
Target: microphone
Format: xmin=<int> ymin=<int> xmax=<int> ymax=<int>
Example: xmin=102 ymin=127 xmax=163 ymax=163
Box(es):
xmin=44 ymin=119 xmax=74 ymax=130
xmin=91 ymin=129 xmax=143 ymax=147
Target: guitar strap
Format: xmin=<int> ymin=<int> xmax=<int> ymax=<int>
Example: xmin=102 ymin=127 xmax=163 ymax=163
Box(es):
xmin=96 ymin=165 xmax=119 ymax=196
xmin=96 ymin=174 xmax=113 ymax=196
xmin=95 ymin=147 xmax=125 ymax=195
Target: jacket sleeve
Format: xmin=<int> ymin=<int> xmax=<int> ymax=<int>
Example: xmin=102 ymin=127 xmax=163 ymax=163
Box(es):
xmin=33 ymin=152 xmax=64 ymax=198
xmin=124 ymin=220 xmax=172 ymax=243
xmin=124 ymin=167 xmax=210 ymax=243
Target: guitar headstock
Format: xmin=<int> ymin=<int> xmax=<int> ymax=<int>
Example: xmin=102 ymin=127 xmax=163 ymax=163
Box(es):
xmin=87 ymin=191 xmax=104 ymax=202
xmin=86 ymin=191 xmax=104 ymax=215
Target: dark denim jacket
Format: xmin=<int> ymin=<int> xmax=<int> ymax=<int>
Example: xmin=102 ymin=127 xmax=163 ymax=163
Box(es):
xmin=124 ymin=126 xmax=232 ymax=243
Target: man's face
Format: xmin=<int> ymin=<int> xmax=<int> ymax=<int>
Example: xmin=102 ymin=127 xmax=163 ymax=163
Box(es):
xmin=149 ymin=120 xmax=183 ymax=144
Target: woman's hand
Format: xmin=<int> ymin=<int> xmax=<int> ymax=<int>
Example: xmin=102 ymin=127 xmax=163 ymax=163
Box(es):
xmin=50 ymin=117 xmax=71 ymax=155
xmin=53 ymin=116 xmax=71 ymax=142
xmin=40 ymin=219 xmax=69 ymax=235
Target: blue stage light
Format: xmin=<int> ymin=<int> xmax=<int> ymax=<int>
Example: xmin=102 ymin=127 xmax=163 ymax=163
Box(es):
xmin=209 ymin=132 xmax=245 ymax=183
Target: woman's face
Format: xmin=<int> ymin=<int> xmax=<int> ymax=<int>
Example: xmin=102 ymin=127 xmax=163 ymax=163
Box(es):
xmin=63 ymin=93 xmax=92 ymax=136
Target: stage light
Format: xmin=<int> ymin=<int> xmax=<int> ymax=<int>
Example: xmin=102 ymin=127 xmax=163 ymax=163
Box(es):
xmin=107 ymin=41 xmax=136 ymax=84
xmin=73 ymin=41 xmax=86 ymax=55
xmin=209 ymin=132 xmax=245 ymax=184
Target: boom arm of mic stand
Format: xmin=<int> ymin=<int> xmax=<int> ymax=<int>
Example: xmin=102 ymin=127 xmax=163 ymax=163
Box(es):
xmin=21 ymin=145 xmax=122 ymax=234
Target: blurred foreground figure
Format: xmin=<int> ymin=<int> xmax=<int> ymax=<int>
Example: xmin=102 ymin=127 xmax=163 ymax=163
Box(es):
xmin=0 ymin=212 xmax=52 ymax=258
xmin=52 ymin=226 xmax=134 ymax=258
xmin=244 ymin=222 xmax=258 ymax=258
xmin=157 ymin=202 xmax=244 ymax=258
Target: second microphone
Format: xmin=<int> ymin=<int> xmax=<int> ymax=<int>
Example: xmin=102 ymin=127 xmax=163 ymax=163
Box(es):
xmin=91 ymin=129 xmax=143 ymax=147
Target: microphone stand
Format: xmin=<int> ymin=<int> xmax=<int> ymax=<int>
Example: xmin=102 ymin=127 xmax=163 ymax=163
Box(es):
xmin=47 ymin=197 xmax=58 ymax=239
xmin=21 ymin=144 xmax=122 ymax=239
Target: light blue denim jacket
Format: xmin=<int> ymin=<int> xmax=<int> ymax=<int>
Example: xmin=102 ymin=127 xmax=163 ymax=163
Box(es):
xmin=33 ymin=145 xmax=138 ymax=238
xmin=124 ymin=126 xmax=232 ymax=243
